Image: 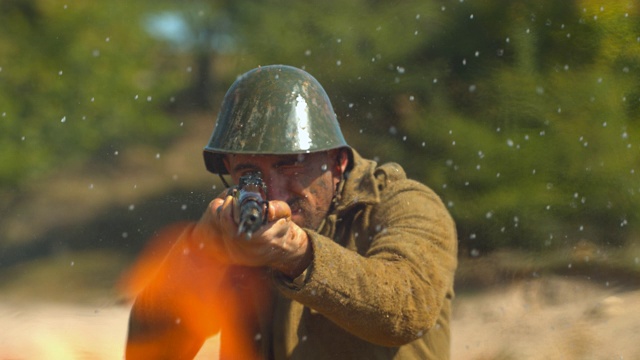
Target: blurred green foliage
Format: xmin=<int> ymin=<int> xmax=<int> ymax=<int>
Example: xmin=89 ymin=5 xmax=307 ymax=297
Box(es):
xmin=2 ymin=0 xmax=639 ymax=252
xmin=0 ymin=0 xmax=185 ymax=186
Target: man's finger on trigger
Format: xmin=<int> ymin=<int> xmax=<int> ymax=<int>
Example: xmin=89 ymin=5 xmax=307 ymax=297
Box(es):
xmin=221 ymin=194 xmax=241 ymax=224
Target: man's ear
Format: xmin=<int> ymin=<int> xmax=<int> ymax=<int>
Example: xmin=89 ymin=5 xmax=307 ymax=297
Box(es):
xmin=336 ymin=149 xmax=349 ymax=174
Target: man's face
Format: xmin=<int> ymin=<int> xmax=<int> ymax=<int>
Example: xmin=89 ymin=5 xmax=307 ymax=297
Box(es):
xmin=224 ymin=151 xmax=343 ymax=230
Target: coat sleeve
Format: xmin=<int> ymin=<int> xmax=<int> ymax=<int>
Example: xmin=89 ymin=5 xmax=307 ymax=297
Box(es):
xmin=273 ymin=180 xmax=458 ymax=347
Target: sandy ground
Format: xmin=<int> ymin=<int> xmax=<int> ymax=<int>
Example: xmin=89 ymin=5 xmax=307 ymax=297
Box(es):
xmin=0 ymin=302 xmax=219 ymax=360
xmin=452 ymin=277 xmax=640 ymax=360
xmin=1 ymin=276 xmax=638 ymax=360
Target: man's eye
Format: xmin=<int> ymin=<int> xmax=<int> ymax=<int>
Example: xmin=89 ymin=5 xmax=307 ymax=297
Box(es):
xmin=238 ymin=169 xmax=260 ymax=177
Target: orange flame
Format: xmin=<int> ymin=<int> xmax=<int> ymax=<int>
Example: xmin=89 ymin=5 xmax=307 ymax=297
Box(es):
xmin=118 ymin=222 xmax=269 ymax=359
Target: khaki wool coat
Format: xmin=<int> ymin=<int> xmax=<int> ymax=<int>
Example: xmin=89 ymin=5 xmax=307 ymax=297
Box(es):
xmin=262 ymin=150 xmax=458 ymax=359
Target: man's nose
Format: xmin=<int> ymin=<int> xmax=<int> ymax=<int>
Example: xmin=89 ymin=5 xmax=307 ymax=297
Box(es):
xmin=265 ymin=174 xmax=289 ymax=201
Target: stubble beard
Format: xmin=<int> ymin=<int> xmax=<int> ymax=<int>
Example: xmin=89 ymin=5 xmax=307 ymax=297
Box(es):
xmin=288 ymin=198 xmax=327 ymax=230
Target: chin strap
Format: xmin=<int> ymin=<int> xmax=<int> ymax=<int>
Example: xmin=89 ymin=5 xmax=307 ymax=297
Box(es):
xmin=218 ymin=173 xmax=231 ymax=188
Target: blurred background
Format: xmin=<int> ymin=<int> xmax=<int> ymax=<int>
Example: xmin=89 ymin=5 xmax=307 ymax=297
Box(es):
xmin=1 ymin=0 xmax=639 ymax=359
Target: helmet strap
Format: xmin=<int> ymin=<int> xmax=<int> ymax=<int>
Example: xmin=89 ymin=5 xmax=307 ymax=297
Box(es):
xmin=218 ymin=173 xmax=231 ymax=188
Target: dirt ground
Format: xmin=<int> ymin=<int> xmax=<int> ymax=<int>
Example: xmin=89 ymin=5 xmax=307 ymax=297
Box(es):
xmin=1 ymin=276 xmax=638 ymax=360
xmin=451 ymin=276 xmax=640 ymax=360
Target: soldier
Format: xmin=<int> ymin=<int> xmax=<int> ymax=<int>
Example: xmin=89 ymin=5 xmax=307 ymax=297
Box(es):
xmin=125 ymin=65 xmax=457 ymax=359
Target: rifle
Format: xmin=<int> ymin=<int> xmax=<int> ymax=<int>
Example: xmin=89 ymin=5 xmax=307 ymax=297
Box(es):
xmin=233 ymin=172 xmax=269 ymax=239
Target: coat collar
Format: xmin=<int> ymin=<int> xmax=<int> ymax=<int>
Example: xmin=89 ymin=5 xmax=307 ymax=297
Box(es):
xmin=332 ymin=149 xmax=381 ymax=213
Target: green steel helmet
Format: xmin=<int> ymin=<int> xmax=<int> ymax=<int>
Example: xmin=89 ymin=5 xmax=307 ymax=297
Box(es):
xmin=203 ymin=65 xmax=350 ymax=175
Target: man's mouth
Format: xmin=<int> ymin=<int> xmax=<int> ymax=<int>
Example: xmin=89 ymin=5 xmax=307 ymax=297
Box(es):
xmin=287 ymin=198 xmax=303 ymax=213
xmin=287 ymin=198 xmax=306 ymax=225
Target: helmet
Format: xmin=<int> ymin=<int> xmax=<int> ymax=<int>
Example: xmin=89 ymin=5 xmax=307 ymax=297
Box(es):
xmin=203 ymin=65 xmax=350 ymax=175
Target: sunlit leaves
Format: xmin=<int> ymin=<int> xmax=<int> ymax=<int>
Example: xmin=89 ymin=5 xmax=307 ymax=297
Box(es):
xmin=0 ymin=0 xmax=183 ymax=187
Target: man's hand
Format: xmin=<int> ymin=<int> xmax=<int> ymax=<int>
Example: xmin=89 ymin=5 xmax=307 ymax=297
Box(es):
xmin=194 ymin=195 xmax=312 ymax=278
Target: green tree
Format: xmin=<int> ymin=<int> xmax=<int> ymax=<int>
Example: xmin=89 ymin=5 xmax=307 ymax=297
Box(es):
xmin=0 ymin=0 xmax=185 ymax=188
xmin=393 ymin=0 xmax=640 ymax=251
